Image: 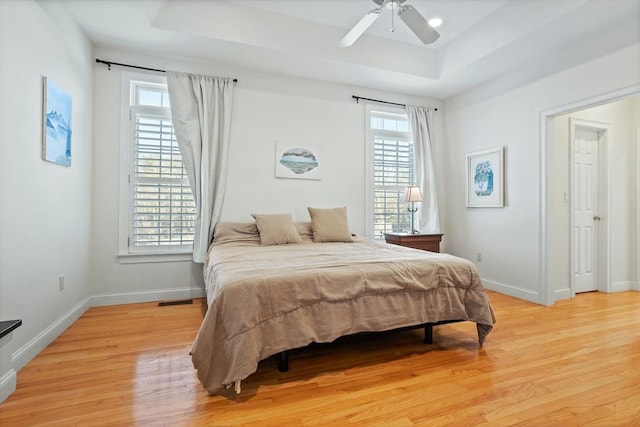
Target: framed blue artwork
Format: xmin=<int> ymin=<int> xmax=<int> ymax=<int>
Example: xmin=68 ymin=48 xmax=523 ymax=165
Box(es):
xmin=42 ymin=77 xmax=72 ymax=167
xmin=466 ymin=147 xmax=504 ymax=207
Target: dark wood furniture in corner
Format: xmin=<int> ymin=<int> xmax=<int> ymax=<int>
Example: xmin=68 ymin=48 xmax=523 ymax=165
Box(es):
xmin=384 ymin=233 xmax=443 ymax=253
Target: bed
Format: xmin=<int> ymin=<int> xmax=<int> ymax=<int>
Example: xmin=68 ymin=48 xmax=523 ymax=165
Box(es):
xmin=191 ymin=217 xmax=495 ymax=395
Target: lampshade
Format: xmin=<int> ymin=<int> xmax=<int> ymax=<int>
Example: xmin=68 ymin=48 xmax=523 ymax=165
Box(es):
xmin=404 ymin=186 xmax=424 ymax=203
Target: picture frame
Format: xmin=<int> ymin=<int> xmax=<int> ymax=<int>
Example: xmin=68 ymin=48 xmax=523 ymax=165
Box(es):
xmin=42 ymin=77 xmax=72 ymax=167
xmin=466 ymin=147 xmax=504 ymax=207
xmin=275 ymin=141 xmax=322 ymax=180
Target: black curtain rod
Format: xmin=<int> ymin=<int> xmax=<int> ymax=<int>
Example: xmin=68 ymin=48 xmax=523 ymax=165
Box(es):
xmin=95 ymin=59 xmax=238 ymax=83
xmin=352 ymin=95 xmax=437 ymax=111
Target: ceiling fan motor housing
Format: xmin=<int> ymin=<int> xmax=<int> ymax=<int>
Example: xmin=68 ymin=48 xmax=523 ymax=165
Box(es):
xmin=340 ymin=0 xmax=439 ymax=47
xmin=373 ymin=0 xmax=408 ymax=6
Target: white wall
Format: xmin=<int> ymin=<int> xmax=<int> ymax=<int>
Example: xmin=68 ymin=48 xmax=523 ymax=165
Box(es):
xmin=90 ymin=46 xmax=443 ymax=300
xmin=549 ymin=97 xmax=639 ymax=298
xmin=0 ymin=0 xmax=93 ymax=402
xmin=443 ymin=44 xmax=640 ymax=304
xmin=2 ymin=1 xmax=635 ymax=407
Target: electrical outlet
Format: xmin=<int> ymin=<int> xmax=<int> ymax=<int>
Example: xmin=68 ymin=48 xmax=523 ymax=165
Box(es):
xmin=58 ymin=275 xmax=65 ymax=291
xmin=476 ymin=252 xmax=482 ymax=262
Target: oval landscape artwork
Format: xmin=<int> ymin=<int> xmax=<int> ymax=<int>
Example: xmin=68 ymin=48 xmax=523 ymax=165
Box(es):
xmin=279 ymin=147 xmax=319 ymax=175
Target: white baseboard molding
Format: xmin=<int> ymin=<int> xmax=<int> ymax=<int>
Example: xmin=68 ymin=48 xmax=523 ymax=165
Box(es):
xmin=91 ymin=286 xmax=205 ymax=307
xmin=0 ymin=369 xmax=17 ymax=404
xmin=5 ymin=286 xmax=205 ymax=403
xmin=554 ymin=288 xmax=572 ymax=301
xmin=610 ymin=281 xmax=639 ymax=292
xmin=12 ymin=297 xmax=91 ymax=372
xmin=535 ymin=283 xmax=637 ymax=303
xmin=482 ymin=278 xmax=540 ymax=304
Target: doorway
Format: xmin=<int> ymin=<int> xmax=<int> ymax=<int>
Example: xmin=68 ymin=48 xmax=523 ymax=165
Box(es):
xmin=542 ymin=89 xmax=639 ymax=305
xmin=570 ymin=119 xmax=609 ymax=294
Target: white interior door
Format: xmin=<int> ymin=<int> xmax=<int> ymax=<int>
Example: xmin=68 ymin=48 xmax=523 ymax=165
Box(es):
xmin=573 ymin=127 xmax=600 ymax=293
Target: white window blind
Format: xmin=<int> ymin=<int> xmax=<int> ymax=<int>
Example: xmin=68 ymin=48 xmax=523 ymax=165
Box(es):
xmin=127 ymin=81 xmax=196 ymax=252
xmin=369 ymin=109 xmax=415 ymax=239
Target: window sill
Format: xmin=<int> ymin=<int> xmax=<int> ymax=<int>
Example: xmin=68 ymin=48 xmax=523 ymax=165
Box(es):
xmin=118 ymin=252 xmax=193 ymax=264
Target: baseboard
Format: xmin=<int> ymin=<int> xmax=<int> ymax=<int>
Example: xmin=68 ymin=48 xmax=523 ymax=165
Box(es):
xmin=610 ymin=281 xmax=639 ymax=292
xmin=5 ymin=286 xmax=205 ymax=403
xmin=12 ymin=297 xmax=91 ymax=372
xmin=0 ymin=369 xmax=17 ymax=404
xmin=482 ymin=278 xmax=540 ymax=304
xmin=554 ymin=288 xmax=572 ymax=301
xmin=90 ymin=287 xmax=205 ymax=307
xmin=540 ymin=283 xmax=636 ymax=301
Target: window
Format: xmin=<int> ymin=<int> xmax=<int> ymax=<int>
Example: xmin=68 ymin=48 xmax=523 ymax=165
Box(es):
xmin=118 ymin=73 xmax=196 ymax=260
xmin=366 ymin=105 xmax=415 ymax=240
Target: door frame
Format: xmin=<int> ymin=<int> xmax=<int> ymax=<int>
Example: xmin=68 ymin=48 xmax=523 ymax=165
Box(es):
xmin=569 ymin=117 xmax=611 ymax=297
xmin=539 ymin=83 xmax=639 ymax=305
xmin=637 ymin=124 xmax=640 ymax=291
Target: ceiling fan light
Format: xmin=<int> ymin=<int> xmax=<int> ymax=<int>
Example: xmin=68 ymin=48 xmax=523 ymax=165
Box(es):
xmin=339 ymin=9 xmax=382 ymax=47
xmin=428 ymin=17 xmax=442 ymax=28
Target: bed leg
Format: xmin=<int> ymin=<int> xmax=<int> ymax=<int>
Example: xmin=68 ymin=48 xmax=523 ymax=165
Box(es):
xmin=424 ymin=325 xmax=433 ymax=344
xmin=277 ymin=351 xmax=289 ymax=372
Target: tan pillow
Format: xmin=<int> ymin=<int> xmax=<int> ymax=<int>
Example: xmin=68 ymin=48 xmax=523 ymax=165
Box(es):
xmin=295 ymin=221 xmax=314 ymax=243
xmin=251 ymin=213 xmax=303 ymax=246
xmin=212 ymin=222 xmax=261 ymax=246
xmin=307 ymin=207 xmax=353 ymax=243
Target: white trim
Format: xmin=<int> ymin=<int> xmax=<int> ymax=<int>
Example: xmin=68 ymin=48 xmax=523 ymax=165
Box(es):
xmin=610 ymin=281 xmax=638 ymax=292
xmin=117 ymin=251 xmax=193 ymax=264
xmin=569 ymin=118 xmax=612 ymax=296
xmin=91 ymin=287 xmax=205 ymax=307
xmin=4 ymin=286 xmax=205 ymax=402
xmin=540 ymin=115 xmax=551 ymax=305
xmin=118 ymin=72 xmax=134 ymax=256
xmin=364 ymin=103 xmax=373 ymax=238
xmin=12 ymin=297 xmax=91 ymax=371
xmin=554 ymin=288 xmax=572 ymax=301
xmin=0 ymin=369 xmax=17 ymax=404
xmin=637 ymin=124 xmax=640 ymax=290
xmin=482 ymin=278 xmax=540 ymax=304
xmin=118 ymin=71 xmax=194 ymax=256
xmin=539 ymin=84 xmax=640 ymax=305
xmin=364 ymin=102 xmax=411 ymax=239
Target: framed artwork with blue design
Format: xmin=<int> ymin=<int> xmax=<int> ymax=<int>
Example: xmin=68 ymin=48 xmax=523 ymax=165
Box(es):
xmin=466 ymin=147 xmax=504 ymax=207
xmin=42 ymin=77 xmax=72 ymax=167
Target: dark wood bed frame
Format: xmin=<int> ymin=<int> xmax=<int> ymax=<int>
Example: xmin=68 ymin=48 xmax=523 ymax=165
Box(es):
xmin=275 ymin=319 xmax=464 ymax=372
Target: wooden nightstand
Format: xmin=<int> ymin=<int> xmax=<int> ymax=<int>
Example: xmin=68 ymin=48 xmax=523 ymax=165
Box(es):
xmin=384 ymin=233 xmax=443 ymax=253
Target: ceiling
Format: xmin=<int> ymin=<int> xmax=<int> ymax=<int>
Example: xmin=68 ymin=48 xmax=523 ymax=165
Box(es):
xmin=62 ymin=0 xmax=640 ymax=98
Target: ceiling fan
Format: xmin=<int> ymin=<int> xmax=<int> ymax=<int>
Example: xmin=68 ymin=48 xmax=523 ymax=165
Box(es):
xmin=339 ymin=0 xmax=440 ymax=47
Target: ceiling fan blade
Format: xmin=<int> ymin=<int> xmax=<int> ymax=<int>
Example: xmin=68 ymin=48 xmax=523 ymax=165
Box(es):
xmin=339 ymin=8 xmax=382 ymax=47
xmin=398 ymin=4 xmax=440 ymax=44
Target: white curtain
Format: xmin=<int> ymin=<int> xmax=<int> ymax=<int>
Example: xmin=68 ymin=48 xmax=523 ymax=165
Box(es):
xmin=167 ymin=71 xmax=234 ymax=263
xmin=407 ymin=105 xmax=440 ymax=233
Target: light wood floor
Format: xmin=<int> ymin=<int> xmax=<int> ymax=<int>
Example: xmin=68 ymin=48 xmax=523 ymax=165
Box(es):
xmin=0 ymin=291 xmax=638 ymax=426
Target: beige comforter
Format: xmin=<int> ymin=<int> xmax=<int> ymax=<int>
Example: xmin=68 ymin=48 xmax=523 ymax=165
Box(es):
xmin=192 ymin=226 xmax=495 ymax=394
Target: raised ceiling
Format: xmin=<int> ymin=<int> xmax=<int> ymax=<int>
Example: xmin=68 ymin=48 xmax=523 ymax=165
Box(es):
xmin=63 ymin=0 xmax=640 ymax=98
